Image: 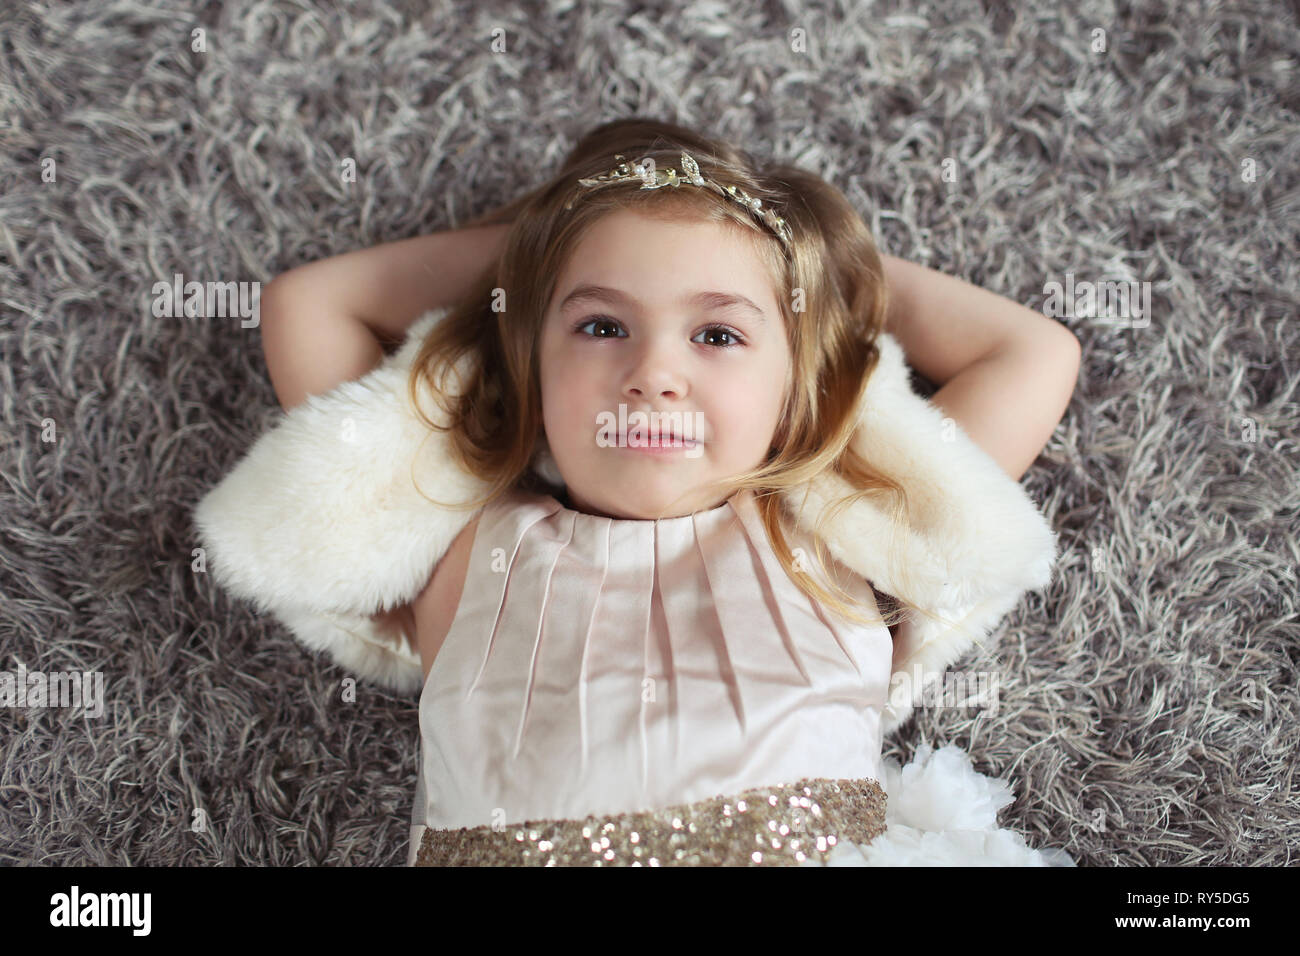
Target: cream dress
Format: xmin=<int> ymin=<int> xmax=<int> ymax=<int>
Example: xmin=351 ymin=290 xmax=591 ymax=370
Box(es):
xmin=408 ymin=485 xmax=896 ymax=866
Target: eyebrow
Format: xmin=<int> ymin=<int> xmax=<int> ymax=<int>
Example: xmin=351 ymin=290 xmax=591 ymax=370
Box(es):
xmin=557 ymin=284 xmax=767 ymax=326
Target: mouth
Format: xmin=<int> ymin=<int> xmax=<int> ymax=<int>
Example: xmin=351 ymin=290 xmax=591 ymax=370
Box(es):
xmin=617 ymin=431 xmax=700 ymax=447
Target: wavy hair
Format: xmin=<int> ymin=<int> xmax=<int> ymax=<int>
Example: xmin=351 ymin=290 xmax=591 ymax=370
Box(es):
xmin=407 ymin=117 xmax=924 ymax=630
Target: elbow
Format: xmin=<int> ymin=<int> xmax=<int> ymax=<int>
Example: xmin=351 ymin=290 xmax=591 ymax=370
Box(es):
xmin=1043 ymin=324 xmax=1082 ymax=394
xmin=1058 ymin=325 xmax=1081 ymax=364
xmin=1059 ymin=327 xmax=1082 ymax=391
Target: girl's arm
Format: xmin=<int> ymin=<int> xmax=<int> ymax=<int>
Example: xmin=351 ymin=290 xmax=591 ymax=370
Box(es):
xmin=262 ymin=224 xmax=1073 ymax=481
xmin=880 ymin=255 xmax=1081 ymax=482
xmin=260 ymin=224 xmax=511 ymax=411
xmin=259 ymin=224 xmax=510 ymax=639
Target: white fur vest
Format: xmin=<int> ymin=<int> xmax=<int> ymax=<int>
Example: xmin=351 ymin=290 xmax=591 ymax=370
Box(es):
xmin=194 ymin=307 xmax=1058 ymax=737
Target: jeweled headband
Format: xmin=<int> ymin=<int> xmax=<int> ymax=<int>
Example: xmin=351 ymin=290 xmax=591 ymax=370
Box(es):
xmin=562 ymin=151 xmax=793 ymax=251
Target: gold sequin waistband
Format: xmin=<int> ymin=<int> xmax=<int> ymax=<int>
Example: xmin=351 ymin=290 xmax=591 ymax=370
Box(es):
xmin=414 ymin=776 xmax=887 ymax=866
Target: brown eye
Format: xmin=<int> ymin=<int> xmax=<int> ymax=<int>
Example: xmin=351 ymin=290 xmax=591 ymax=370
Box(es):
xmin=691 ymin=327 xmax=743 ymax=348
xmin=573 ymin=318 xmax=746 ymax=349
xmin=693 ymin=325 xmax=745 ymax=348
xmin=574 ymin=316 xmax=625 ymax=338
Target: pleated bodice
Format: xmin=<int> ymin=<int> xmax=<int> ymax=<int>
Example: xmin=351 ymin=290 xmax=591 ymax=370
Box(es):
xmin=408 ymin=486 xmax=893 ymax=865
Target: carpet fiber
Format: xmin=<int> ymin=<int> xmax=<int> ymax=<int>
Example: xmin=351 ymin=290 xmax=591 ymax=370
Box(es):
xmin=1 ymin=0 xmax=1296 ymax=865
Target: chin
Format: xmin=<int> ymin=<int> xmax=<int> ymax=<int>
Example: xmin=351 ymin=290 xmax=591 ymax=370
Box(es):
xmin=574 ymin=484 xmax=701 ymax=520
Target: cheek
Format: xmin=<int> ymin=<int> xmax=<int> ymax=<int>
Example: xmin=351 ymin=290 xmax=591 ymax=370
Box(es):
xmin=541 ymin=337 xmax=585 ymax=394
xmin=540 ymin=364 xmax=593 ymax=447
xmin=538 ymin=345 xmax=563 ymax=435
xmin=744 ymin=363 xmax=787 ymax=418
xmin=539 ymin=334 xmax=571 ymax=398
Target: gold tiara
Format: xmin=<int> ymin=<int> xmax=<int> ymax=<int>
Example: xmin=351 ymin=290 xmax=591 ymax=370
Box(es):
xmin=563 ymin=151 xmax=793 ymax=250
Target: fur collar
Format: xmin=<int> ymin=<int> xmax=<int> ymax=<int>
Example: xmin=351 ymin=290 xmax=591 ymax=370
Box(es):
xmin=195 ymin=307 xmax=1058 ymax=736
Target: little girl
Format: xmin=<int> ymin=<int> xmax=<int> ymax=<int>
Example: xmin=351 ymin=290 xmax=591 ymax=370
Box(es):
xmin=252 ymin=118 xmax=1081 ymax=866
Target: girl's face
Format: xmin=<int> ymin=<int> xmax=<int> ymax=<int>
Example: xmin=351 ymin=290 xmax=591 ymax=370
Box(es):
xmin=538 ymin=207 xmax=791 ymax=519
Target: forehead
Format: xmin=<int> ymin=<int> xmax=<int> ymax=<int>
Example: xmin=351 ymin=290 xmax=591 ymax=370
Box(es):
xmin=552 ymin=207 xmax=782 ymax=315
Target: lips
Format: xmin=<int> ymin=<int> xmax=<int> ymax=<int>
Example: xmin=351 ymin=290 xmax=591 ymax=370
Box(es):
xmin=618 ymin=431 xmax=699 ymax=445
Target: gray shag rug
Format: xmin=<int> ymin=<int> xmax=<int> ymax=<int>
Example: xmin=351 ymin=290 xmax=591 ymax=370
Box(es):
xmin=1 ymin=0 xmax=1296 ymax=866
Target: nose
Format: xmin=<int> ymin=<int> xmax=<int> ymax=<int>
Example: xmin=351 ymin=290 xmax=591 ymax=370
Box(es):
xmin=622 ymin=340 xmax=688 ymax=401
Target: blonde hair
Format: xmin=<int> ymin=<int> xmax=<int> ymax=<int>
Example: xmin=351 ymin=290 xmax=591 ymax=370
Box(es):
xmin=407 ymin=118 xmax=927 ymax=632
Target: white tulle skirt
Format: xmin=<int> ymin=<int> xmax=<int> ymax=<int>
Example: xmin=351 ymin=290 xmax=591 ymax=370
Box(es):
xmin=806 ymin=743 xmax=1078 ymax=867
